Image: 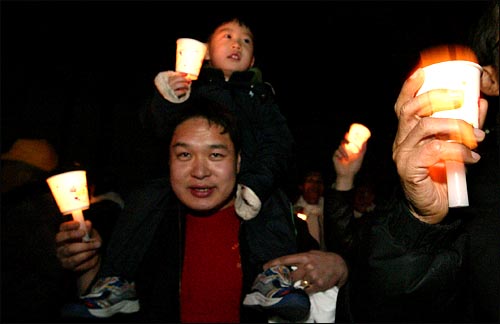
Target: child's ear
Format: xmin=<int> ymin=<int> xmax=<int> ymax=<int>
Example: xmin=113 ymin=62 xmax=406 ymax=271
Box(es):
xmin=250 ymin=56 xmax=255 ymax=68
xmin=480 ymin=65 xmax=499 ymax=96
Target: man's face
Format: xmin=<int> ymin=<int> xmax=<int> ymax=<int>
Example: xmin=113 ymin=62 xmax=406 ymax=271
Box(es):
xmin=169 ymin=117 xmax=240 ymax=213
xmin=302 ymin=173 xmax=324 ymax=205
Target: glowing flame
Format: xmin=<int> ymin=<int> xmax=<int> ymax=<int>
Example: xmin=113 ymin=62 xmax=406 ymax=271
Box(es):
xmin=419 ymin=44 xmax=478 ymax=68
xmin=297 ymin=213 xmax=307 ymax=221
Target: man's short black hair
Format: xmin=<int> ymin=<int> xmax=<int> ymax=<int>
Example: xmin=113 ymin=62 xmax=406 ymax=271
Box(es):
xmin=164 ymin=96 xmax=241 ymax=155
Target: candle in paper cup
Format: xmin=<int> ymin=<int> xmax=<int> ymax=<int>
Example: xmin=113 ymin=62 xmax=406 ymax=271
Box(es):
xmin=175 ymin=38 xmax=207 ymax=80
xmin=345 ymin=123 xmax=371 ymax=155
xmin=46 ymin=170 xmax=90 ymax=241
xmin=416 ymin=44 xmax=482 ymax=208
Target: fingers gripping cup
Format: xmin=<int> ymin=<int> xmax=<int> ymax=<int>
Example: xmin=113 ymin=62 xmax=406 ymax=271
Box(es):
xmin=47 ymin=170 xmax=91 ymax=241
xmin=175 ymin=38 xmax=207 ymax=80
xmin=416 ymin=44 xmax=482 ymax=208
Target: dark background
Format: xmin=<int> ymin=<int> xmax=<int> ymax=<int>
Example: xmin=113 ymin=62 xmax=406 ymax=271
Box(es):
xmin=1 ymin=0 xmax=490 ymax=192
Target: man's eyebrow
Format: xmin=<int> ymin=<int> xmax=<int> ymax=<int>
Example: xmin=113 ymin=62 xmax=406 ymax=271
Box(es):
xmin=172 ymin=142 xmax=229 ymax=150
xmin=172 ymin=142 xmax=188 ymax=148
xmin=209 ymin=143 xmax=229 ymax=150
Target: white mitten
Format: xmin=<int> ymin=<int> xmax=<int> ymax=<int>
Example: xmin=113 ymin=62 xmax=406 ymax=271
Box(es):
xmin=235 ymin=184 xmax=262 ymax=220
xmin=154 ymin=71 xmax=191 ymax=103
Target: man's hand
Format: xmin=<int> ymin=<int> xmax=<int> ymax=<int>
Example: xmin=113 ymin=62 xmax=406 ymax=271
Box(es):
xmin=393 ymin=68 xmax=486 ymax=224
xmin=264 ymin=250 xmax=348 ymax=294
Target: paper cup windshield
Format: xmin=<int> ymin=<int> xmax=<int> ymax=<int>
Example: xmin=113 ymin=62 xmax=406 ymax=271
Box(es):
xmin=46 ymin=170 xmax=90 ymax=214
xmin=175 ymin=38 xmax=207 ymax=80
xmin=345 ymin=123 xmax=371 ymax=154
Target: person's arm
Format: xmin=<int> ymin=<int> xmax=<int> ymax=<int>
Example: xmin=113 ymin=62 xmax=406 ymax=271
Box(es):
xmin=55 ymin=219 xmax=102 ymax=295
xmin=332 ymin=139 xmax=367 ymax=191
xmin=139 ymin=71 xmax=192 ymax=138
xmin=345 ymin=68 xmax=486 ymax=316
xmin=323 ymin=140 xmax=367 ymax=255
xmin=235 ymin=83 xmax=296 ymax=212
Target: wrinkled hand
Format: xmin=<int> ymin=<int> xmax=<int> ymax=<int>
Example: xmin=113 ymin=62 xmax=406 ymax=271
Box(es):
xmin=55 ymin=219 xmax=102 ymax=273
xmin=264 ymin=250 xmax=348 ymax=294
xmin=393 ymin=68 xmax=486 ymax=224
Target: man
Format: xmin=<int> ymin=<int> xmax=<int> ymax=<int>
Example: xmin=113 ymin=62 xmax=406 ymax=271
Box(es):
xmin=55 ymin=96 xmax=348 ymax=322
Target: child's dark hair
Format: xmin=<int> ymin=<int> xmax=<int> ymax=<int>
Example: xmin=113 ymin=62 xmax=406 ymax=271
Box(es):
xmin=164 ymin=96 xmax=241 ymax=155
xmin=205 ymin=16 xmax=256 ymax=56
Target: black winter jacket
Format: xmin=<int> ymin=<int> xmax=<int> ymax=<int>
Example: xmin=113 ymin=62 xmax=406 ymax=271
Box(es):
xmin=324 ymin=187 xmax=471 ymax=322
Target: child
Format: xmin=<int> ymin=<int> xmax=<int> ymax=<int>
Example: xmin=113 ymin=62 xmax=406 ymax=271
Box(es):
xmin=81 ymin=16 xmax=307 ymax=321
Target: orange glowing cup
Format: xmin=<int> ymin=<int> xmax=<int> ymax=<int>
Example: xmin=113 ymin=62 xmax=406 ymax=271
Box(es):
xmin=345 ymin=123 xmax=371 ymax=155
xmin=416 ymin=44 xmax=481 ymax=208
xmin=175 ymin=38 xmax=207 ymax=80
xmin=47 ymin=170 xmax=90 ymax=241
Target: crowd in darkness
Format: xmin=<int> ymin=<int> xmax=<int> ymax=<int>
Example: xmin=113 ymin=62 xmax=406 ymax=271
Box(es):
xmin=2 ymin=1 xmax=489 ymax=192
xmin=2 ymin=1 xmax=498 ymax=323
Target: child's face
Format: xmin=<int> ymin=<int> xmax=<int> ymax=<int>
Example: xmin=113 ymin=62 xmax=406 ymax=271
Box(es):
xmin=207 ymin=21 xmax=255 ymax=80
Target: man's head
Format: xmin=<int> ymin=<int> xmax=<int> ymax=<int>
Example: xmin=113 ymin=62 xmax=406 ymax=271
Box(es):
xmin=1 ymin=138 xmax=59 ymax=193
xmin=206 ymin=17 xmax=255 ymax=80
xmin=300 ymin=171 xmax=324 ymax=205
xmin=166 ymin=97 xmax=241 ymax=215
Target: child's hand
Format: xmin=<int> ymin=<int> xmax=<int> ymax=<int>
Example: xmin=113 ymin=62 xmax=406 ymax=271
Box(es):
xmin=154 ymin=71 xmax=192 ymax=103
xmin=235 ymin=184 xmax=261 ymax=220
xmin=168 ymin=71 xmax=192 ymax=98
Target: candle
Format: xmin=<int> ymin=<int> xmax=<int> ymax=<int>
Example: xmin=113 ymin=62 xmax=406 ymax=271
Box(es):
xmin=46 ymin=170 xmax=90 ymax=241
xmin=416 ymin=44 xmax=481 ymax=207
xmin=345 ymin=123 xmax=371 ymax=155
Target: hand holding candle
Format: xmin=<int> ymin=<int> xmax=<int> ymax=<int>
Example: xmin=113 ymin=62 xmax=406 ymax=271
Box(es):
xmin=47 ymin=170 xmax=91 ymax=242
xmin=416 ymin=44 xmax=482 ymax=208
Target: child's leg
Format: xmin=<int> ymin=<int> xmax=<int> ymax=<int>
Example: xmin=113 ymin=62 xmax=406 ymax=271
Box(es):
xmin=241 ymin=189 xmax=311 ymax=321
xmin=241 ymin=188 xmax=298 ymax=268
xmin=78 ymin=179 xmax=175 ymax=318
xmin=98 ymin=178 xmax=174 ymax=279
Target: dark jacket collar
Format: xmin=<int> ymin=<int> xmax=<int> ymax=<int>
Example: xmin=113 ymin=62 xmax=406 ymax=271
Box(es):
xmin=198 ymin=66 xmax=264 ymax=85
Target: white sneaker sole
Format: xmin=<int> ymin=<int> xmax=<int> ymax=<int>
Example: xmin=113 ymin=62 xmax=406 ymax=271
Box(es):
xmin=88 ymin=300 xmax=140 ymax=318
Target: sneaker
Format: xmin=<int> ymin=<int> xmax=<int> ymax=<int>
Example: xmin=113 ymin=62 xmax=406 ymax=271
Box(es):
xmin=81 ymin=276 xmax=140 ymax=318
xmin=243 ymin=265 xmax=310 ymax=322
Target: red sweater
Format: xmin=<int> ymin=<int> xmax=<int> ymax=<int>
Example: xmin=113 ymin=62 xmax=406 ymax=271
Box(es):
xmin=180 ymin=205 xmax=242 ymax=323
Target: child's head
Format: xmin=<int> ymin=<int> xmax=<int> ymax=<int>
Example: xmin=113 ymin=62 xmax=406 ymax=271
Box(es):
xmin=205 ymin=17 xmax=256 ymax=80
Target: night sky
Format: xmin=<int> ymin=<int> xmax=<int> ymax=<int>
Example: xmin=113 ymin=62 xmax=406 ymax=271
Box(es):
xmin=1 ymin=0 xmax=490 ymax=191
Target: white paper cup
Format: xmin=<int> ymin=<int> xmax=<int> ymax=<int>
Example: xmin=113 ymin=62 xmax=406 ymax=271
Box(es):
xmin=345 ymin=123 xmax=371 ymax=155
xmin=47 ymin=170 xmax=90 ymax=214
xmin=417 ymin=60 xmax=482 ymax=207
xmin=418 ymin=60 xmax=482 ymax=127
xmin=175 ymin=38 xmax=207 ymax=80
